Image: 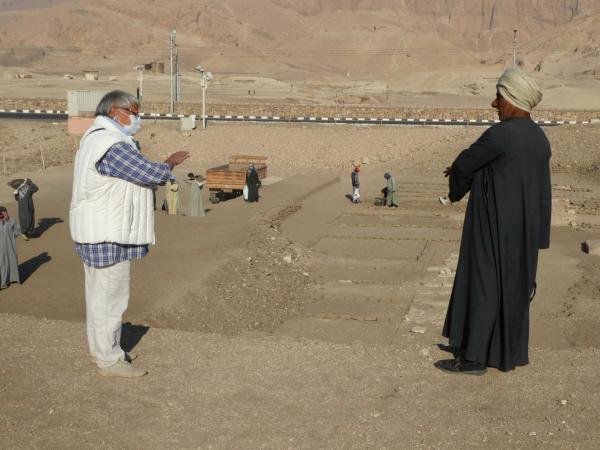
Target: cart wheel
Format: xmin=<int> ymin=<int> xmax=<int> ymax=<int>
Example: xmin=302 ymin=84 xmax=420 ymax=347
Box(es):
xmin=209 ymin=191 xmax=220 ymax=204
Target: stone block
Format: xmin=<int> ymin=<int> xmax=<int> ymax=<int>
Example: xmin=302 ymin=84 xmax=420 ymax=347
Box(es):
xmin=180 ymin=116 xmax=196 ymax=131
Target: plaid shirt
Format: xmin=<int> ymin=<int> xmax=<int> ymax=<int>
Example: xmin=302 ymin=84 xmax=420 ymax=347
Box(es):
xmin=75 ymin=141 xmax=171 ymax=268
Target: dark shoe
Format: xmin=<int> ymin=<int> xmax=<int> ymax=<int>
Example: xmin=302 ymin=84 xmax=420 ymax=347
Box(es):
xmin=434 ymin=357 xmax=487 ymax=375
xmin=436 ymin=343 xmax=463 ymax=357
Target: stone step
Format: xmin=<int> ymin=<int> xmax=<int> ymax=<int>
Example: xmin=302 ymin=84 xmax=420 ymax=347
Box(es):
xmin=274 ymin=316 xmax=400 ymax=346
xmin=302 ymin=294 xmax=412 ymax=320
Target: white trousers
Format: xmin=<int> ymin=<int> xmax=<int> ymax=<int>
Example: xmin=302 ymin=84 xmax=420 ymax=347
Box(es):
xmin=84 ymin=260 xmax=130 ymax=368
xmin=352 ymin=187 xmax=361 ymax=202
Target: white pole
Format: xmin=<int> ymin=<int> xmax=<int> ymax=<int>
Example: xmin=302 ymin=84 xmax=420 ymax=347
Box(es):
xmin=170 ymin=29 xmax=175 ymax=113
xmin=39 ymin=144 xmax=46 ymax=170
xmin=512 ymin=29 xmax=517 ymax=68
xmin=139 ymin=69 xmax=143 ymax=104
xmin=202 ymin=82 xmax=206 ymax=129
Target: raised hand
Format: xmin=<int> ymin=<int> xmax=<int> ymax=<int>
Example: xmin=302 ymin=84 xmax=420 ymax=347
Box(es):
xmin=165 ymin=151 xmax=191 ymax=169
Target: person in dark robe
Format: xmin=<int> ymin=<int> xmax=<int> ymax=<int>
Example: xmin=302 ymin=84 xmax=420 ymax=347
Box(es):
xmin=0 ymin=206 xmax=20 ymax=289
xmin=245 ymin=163 xmax=261 ymax=203
xmin=350 ymin=165 xmax=361 ymax=203
xmin=382 ymin=172 xmax=398 ymax=207
xmin=14 ymin=178 xmax=38 ymax=240
xmin=436 ymin=68 xmax=551 ymax=375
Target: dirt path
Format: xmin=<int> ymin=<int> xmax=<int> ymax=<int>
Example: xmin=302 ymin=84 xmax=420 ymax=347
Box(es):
xmin=1 ymin=123 xmax=600 ymax=448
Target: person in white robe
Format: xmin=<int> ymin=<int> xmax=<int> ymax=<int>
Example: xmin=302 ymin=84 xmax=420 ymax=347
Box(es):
xmin=0 ymin=206 xmax=20 ymax=289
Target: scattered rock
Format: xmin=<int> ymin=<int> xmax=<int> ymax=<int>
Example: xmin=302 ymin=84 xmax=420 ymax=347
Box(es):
xmin=282 ymin=255 xmax=292 ymax=264
xmin=560 ymin=399 xmax=568 ymax=406
xmin=582 ymin=240 xmax=600 ymax=256
xmin=410 ymin=326 xmax=426 ymax=334
xmin=338 ymin=279 xmax=353 ymax=284
xmin=528 ymin=431 xmax=537 ymax=437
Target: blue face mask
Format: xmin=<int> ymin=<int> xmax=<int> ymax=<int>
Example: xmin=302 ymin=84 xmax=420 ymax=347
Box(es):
xmin=122 ymin=114 xmax=142 ymax=136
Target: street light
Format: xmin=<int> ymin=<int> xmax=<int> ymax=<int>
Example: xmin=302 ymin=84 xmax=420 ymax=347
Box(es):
xmin=134 ymin=65 xmax=144 ymax=106
xmin=195 ymin=65 xmax=213 ymax=129
xmin=512 ymin=29 xmax=518 ymax=68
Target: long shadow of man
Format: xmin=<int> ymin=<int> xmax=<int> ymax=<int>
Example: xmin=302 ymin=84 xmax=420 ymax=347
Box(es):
xmin=33 ymin=217 xmax=64 ymax=238
xmin=18 ymin=252 xmax=51 ymax=283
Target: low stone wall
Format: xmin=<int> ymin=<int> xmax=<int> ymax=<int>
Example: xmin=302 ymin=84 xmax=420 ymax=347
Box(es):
xmin=1 ymin=98 xmax=68 ymax=111
xmin=2 ymin=97 xmax=599 ymax=122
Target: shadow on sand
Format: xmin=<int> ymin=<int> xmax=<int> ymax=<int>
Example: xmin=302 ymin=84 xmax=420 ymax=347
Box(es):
xmin=34 ymin=217 xmax=64 ymax=238
xmin=18 ymin=252 xmax=51 ymax=284
xmin=120 ymin=322 xmax=151 ymax=353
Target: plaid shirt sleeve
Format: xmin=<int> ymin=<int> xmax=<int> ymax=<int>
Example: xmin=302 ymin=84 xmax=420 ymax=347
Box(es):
xmin=96 ymin=141 xmax=171 ymax=186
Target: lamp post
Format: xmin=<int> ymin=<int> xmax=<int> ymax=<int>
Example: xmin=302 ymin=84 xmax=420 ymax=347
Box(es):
xmin=170 ymin=28 xmax=176 ymax=114
xmin=195 ymin=65 xmax=212 ymax=129
xmin=512 ymin=29 xmax=518 ymax=68
xmin=134 ymin=65 xmax=144 ymax=106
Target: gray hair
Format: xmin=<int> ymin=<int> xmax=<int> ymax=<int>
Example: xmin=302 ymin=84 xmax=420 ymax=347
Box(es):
xmin=95 ymin=90 xmax=138 ymax=117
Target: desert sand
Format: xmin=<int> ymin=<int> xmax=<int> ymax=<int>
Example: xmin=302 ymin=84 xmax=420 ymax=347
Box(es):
xmin=1 ymin=1 xmax=600 ymax=109
xmin=1 ymin=1 xmax=600 ymax=448
xmin=0 ymin=117 xmax=599 ymax=448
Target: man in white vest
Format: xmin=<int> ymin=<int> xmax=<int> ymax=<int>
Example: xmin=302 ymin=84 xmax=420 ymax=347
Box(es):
xmin=70 ymin=90 xmax=189 ymax=378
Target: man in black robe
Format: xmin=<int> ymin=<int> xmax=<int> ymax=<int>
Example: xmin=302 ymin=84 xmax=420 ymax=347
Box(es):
xmin=245 ymin=163 xmax=261 ymax=203
xmin=14 ymin=178 xmax=38 ymax=240
xmin=436 ymin=68 xmax=552 ymax=375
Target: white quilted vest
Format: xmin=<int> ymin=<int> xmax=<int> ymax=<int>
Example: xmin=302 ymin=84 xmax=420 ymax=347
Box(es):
xmin=69 ymin=116 xmax=155 ymax=245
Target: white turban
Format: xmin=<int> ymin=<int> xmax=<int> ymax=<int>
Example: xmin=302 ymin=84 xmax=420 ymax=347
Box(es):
xmin=496 ymin=68 xmax=542 ymax=112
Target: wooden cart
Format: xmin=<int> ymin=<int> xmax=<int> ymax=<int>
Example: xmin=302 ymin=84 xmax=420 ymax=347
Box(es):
xmin=206 ymin=155 xmax=268 ymax=203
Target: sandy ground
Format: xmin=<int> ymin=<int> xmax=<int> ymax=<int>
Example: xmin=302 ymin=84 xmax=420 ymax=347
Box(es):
xmin=1 ymin=120 xmax=600 ymax=448
xmin=3 ymin=71 xmax=600 ymax=110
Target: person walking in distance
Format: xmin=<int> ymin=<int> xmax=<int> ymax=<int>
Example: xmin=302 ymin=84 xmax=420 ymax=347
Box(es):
xmin=245 ymin=163 xmax=261 ymax=203
xmin=383 ymin=172 xmax=398 ymax=207
xmin=186 ymin=172 xmax=206 ymax=217
xmin=0 ymin=206 xmax=20 ymax=289
xmin=69 ymin=90 xmax=189 ymax=378
xmin=14 ymin=178 xmax=38 ymax=240
xmin=351 ymin=165 xmax=361 ymax=204
xmin=165 ymin=176 xmax=179 ymax=215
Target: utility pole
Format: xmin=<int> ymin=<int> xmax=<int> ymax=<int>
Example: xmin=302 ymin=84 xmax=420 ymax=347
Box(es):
xmin=170 ymin=27 xmax=176 ymax=113
xmin=175 ymin=49 xmax=181 ymax=101
xmin=512 ymin=29 xmax=518 ymax=68
xmin=135 ymin=65 xmax=144 ymax=106
xmin=195 ymin=65 xmax=212 ymax=130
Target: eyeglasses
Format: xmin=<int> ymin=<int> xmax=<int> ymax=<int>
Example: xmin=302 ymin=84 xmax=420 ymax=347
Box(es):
xmin=117 ymin=107 xmax=140 ymax=117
